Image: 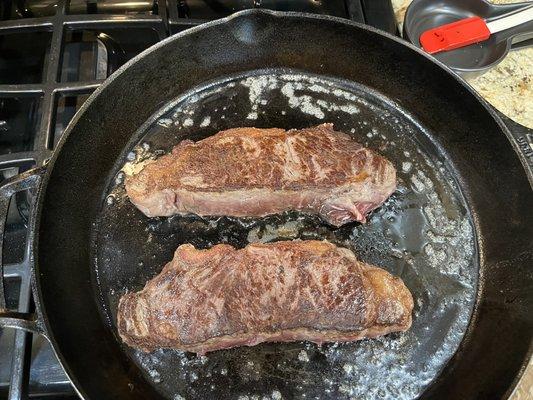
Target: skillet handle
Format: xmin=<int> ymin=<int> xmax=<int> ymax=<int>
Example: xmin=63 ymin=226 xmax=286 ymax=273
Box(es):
xmin=0 ymin=167 xmax=46 ymax=335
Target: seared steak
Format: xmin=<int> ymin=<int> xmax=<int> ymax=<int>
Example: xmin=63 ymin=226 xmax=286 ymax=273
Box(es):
xmin=125 ymin=124 xmax=396 ymax=226
xmin=117 ymin=240 xmax=413 ymax=354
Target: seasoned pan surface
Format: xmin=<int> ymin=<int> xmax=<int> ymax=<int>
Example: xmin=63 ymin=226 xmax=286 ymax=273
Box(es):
xmin=93 ymin=70 xmax=478 ymax=400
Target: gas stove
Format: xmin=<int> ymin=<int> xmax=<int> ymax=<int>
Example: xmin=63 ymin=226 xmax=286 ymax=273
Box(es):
xmin=0 ymin=1 xmax=402 ymax=398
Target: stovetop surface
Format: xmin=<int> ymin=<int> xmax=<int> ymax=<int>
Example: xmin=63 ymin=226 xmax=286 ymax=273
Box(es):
xmin=0 ymin=0 xmax=530 ymax=399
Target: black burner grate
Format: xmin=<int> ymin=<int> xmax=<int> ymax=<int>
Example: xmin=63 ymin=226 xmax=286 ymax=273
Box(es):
xmin=0 ymin=0 xmax=167 ymax=167
xmin=1 ymin=0 xmax=530 ymax=397
xmin=0 ymin=2 xmax=168 ymax=397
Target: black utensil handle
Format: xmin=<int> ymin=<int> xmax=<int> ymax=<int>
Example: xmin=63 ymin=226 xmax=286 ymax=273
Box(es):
xmin=0 ymin=167 xmax=46 ymax=335
xmin=360 ymin=0 xmax=398 ymax=35
xmin=347 ymin=0 xmax=398 ymax=35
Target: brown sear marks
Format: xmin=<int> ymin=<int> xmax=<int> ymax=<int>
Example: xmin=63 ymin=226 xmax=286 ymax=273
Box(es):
xmin=125 ymin=124 xmax=397 ymax=226
xmin=117 ymin=240 xmax=414 ymax=354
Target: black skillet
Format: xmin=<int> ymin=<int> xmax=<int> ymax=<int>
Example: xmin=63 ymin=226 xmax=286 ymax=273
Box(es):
xmin=0 ymin=10 xmax=531 ymax=400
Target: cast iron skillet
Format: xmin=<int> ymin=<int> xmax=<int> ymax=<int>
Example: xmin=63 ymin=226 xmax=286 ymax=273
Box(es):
xmin=0 ymin=10 xmax=531 ymax=400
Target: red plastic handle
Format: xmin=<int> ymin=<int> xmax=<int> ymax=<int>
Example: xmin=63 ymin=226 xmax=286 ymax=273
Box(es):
xmin=420 ymin=16 xmax=491 ymax=54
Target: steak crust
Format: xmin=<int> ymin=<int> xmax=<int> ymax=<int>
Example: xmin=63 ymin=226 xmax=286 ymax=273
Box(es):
xmin=117 ymin=240 xmax=413 ymax=354
xmin=125 ymin=124 xmax=396 ymax=226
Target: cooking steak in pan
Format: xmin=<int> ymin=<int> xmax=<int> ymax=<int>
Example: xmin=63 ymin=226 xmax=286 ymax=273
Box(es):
xmin=4 ymin=10 xmax=529 ymax=400
xmin=125 ymin=124 xmax=396 ymax=226
xmin=117 ymin=240 xmax=413 ymax=354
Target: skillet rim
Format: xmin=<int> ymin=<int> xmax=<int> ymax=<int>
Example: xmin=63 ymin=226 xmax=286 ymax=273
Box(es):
xmin=30 ymin=9 xmax=533 ymax=400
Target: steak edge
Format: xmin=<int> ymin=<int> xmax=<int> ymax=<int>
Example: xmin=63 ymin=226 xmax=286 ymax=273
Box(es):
xmin=117 ymin=240 xmax=413 ymax=354
xmin=125 ymin=124 xmax=396 ymax=226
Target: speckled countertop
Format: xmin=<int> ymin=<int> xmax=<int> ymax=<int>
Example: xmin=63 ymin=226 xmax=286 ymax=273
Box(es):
xmin=392 ymin=0 xmax=533 ymax=129
xmin=391 ymin=1 xmax=533 ymax=399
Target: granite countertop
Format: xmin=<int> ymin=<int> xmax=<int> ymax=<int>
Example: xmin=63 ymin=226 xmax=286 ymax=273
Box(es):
xmin=392 ymin=0 xmax=533 ymax=129
xmin=391 ymin=1 xmax=533 ymax=399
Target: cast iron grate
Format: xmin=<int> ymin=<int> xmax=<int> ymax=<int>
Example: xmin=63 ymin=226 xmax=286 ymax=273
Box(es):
xmin=0 ymin=1 xmax=169 ymax=397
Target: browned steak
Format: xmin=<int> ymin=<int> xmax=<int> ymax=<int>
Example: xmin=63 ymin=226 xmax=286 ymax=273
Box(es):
xmin=117 ymin=240 xmax=413 ymax=354
xmin=125 ymin=124 xmax=396 ymax=226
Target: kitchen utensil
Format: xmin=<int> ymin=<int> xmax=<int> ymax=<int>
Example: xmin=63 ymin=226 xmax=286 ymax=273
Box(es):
xmin=404 ymin=0 xmax=533 ymax=77
xmin=420 ymin=5 xmax=533 ymax=54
